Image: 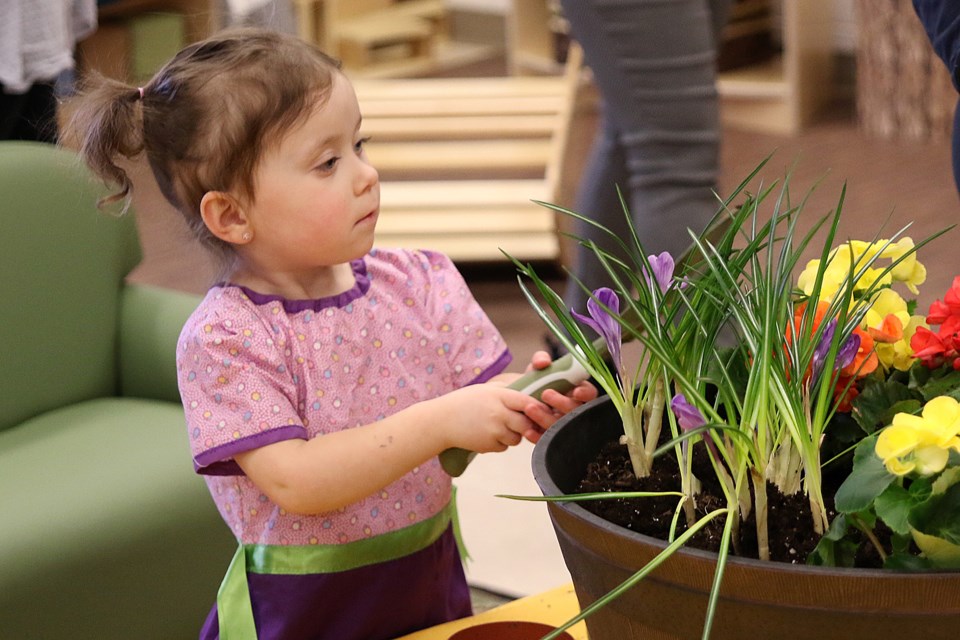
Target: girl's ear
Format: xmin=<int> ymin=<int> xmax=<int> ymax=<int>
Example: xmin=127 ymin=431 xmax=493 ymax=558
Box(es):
xmin=200 ymin=191 xmax=252 ymax=245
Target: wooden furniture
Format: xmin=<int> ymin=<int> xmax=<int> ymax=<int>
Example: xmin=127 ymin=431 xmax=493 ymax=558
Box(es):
xmin=293 ymin=0 xmax=447 ymax=71
xmin=394 ymin=584 xmax=588 ymax=640
xmin=95 ymin=0 xmax=219 ymax=43
xmin=718 ymin=0 xmax=834 ymax=135
xmin=79 ymin=0 xmax=219 ymax=82
xmin=336 ymin=14 xmax=434 ymax=69
xmin=353 ymin=45 xmax=583 ymax=262
xmin=509 ymin=0 xmax=835 ymax=135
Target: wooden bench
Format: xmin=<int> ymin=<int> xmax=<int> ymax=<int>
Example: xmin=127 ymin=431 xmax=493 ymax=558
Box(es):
xmin=353 ymin=46 xmax=582 ymax=262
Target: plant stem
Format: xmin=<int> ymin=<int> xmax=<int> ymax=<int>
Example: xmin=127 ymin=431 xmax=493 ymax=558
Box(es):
xmin=851 ymin=514 xmax=888 ymax=563
xmin=751 ymin=469 xmax=770 ymax=561
xmin=622 ymin=402 xmax=650 ymax=478
xmin=802 ymin=447 xmax=829 ymax=536
xmin=644 ymin=377 xmax=665 ymax=460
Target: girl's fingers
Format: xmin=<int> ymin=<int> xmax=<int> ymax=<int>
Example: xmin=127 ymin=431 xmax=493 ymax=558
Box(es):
xmin=523 ymin=401 xmax=560 ymax=430
xmin=573 ymin=382 xmax=599 ymax=402
xmin=525 ymin=350 xmax=553 ymax=372
xmin=499 ymin=429 xmax=523 ymax=447
xmin=540 ymin=389 xmax=580 ymax=414
xmin=523 ymin=427 xmax=545 ymax=444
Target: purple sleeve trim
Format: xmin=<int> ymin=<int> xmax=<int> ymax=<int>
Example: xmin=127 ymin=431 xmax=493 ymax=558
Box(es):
xmin=193 ymin=424 xmax=308 ymax=476
xmin=466 ymin=348 xmax=512 ymax=385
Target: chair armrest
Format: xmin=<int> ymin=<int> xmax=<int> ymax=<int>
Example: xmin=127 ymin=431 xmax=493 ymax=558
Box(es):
xmin=118 ymin=283 xmax=201 ymax=403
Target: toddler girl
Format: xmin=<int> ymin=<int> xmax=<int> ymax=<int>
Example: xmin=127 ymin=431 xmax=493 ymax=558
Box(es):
xmin=66 ymin=28 xmax=594 ymax=640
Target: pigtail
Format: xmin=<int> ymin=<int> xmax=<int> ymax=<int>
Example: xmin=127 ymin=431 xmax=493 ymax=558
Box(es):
xmin=63 ymin=72 xmax=146 ymax=212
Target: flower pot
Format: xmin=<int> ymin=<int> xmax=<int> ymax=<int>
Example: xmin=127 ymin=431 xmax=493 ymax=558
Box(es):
xmin=448 ymin=621 xmax=573 ymax=640
xmin=532 ymin=396 xmax=960 ymax=640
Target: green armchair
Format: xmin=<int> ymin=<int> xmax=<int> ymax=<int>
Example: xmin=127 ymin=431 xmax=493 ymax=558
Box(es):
xmin=0 ymin=142 xmax=235 ymax=639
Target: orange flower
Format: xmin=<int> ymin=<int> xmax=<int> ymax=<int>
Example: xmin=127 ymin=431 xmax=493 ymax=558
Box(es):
xmin=841 ymin=327 xmax=878 ymax=378
xmin=867 ymin=313 xmax=904 ymax=344
xmin=786 ymin=301 xmax=830 ymax=347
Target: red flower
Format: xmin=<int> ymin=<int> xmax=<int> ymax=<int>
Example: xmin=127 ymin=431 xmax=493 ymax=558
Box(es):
xmin=833 ymin=374 xmax=859 ymax=412
xmin=927 ymin=299 xmax=952 ymax=325
xmin=911 ymin=326 xmax=948 ymax=367
xmin=914 ymin=275 xmax=960 ymax=369
xmin=945 ymin=275 xmax=960 ymax=314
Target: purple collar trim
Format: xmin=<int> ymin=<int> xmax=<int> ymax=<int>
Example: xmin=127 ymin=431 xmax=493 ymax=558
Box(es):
xmin=223 ymin=259 xmax=370 ymax=313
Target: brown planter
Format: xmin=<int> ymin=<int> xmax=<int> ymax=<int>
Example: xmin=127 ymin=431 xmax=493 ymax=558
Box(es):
xmin=532 ymin=396 xmax=960 ymax=640
xmin=449 ymin=622 xmax=573 ymax=640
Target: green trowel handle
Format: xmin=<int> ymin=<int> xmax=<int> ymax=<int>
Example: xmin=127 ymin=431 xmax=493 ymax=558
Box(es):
xmin=439 ymin=352 xmax=591 ymax=477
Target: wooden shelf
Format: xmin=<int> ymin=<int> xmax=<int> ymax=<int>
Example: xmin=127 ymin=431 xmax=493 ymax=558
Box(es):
xmin=718 ymin=55 xmax=789 ymax=99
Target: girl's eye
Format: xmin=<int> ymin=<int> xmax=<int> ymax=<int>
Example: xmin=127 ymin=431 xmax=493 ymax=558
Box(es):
xmin=316 ymin=157 xmax=339 ymax=172
xmin=355 ymin=136 xmax=371 ymax=153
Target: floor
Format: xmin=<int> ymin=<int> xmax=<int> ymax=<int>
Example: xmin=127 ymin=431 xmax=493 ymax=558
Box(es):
xmin=115 ymin=59 xmax=959 ymax=608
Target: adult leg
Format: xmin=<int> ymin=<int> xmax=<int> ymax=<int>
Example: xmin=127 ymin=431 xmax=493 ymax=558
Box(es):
xmin=563 ymin=108 xmax=633 ymax=312
xmin=561 ymin=0 xmax=730 ymax=313
xmin=0 ymin=82 xmax=58 ymax=142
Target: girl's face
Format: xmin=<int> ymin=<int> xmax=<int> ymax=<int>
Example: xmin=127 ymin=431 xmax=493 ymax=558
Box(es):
xmin=239 ymin=73 xmax=380 ymax=291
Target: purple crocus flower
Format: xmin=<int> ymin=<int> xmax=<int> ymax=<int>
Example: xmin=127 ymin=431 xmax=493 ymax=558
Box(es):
xmin=835 ymin=332 xmax=860 ymax=371
xmin=811 ymin=319 xmax=860 ymax=384
xmin=571 ymin=287 xmax=622 ymax=376
xmin=646 ymin=252 xmax=676 ymax=294
xmin=811 ymin=318 xmax=837 ymax=382
xmin=671 ymin=393 xmax=706 ymax=432
xmin=671 ymin=393 xmax=719 ymax=458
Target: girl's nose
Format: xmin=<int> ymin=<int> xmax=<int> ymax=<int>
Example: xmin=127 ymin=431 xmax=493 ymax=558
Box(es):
xmin=356 ymin=157 xmax=379 ymax=194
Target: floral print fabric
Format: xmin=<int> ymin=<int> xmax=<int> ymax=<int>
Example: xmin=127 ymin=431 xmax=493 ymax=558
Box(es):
xmin=177 ymin=248 xmax=510 ymax=545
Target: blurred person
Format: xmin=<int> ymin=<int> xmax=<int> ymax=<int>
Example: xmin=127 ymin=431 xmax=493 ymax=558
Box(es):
xmin=560 ymin=0 xmax=731 ymax=314
xmin=913 ymin=0 xmax=960 ymax=195
xmin=0 ymin=0 xmax=97 ymax=142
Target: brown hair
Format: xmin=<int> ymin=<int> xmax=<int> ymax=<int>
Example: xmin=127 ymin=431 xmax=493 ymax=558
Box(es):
xmin=66 ymin=28 xmax=341 ymax=260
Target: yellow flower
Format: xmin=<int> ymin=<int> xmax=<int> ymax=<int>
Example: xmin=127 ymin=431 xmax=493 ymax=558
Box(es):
xmin=884 ymin=238 xmax=927 ymax=294
xmin=799 ymin=239 xmax=926 ymax=300
xmin=862 ymin=288 xmax=910 ymax=329
xmin=875 ymin=397 xmax=960 ymax=476
xmin=875 ymin=315 xmax=927 ymax=371
xmin=921 ymin=396 xmax=960 ymax=446
xmin=797 ymin=258 xmax=833 ymax=298
xmin=863 ymin=289 xmax=919 ymax=370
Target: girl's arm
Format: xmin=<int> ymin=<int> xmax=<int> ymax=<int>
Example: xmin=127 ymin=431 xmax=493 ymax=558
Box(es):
xmin=234 ymin=383 xmax=539 ymax=515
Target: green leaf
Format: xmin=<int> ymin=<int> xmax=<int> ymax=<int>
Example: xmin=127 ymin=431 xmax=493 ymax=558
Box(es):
xmin=807 ymin=513 xmax=859 ymax=567
xmin=874 ymin=480 xmax=930 ymax=536
xmin=834 ymin=435 xmax=896 ymax=513
xmin=917 ymin=368 xmax=960 ymax=402
xmin=849 ymin=376 xmax=921 ymax=433
xmin=908 ymin=482 xmax=960 ymax=546
xmin=932 ymin=466 xmax=960 ymax=495
xmin=884 ymin=552 xmax=934 ymax=571
xmin=890 ymin=531 xmax=913 ymax=555
xmin=821 ymin=411 xmax=868 ymax=463
xmin=908 ymin=362 xmax=933 ymax=389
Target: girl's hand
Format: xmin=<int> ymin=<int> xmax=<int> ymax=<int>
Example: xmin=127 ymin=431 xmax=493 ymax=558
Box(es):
xmin=434 ymin=384 xmax=542 ymax=453
xmin=519 ymin=350 xmax=598 ymax=443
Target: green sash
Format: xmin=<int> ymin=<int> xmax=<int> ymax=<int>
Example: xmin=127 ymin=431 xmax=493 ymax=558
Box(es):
xmin=216 ymin=501 xmax=453 ymax=639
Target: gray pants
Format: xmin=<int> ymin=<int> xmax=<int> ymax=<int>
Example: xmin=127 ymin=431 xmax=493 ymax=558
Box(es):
xmin=561 ymin=0 xmax=731 ymax=312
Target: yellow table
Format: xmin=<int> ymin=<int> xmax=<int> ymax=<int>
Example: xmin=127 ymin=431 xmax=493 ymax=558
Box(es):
xmin=395 ymin=584 xmax=587 ymax=639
